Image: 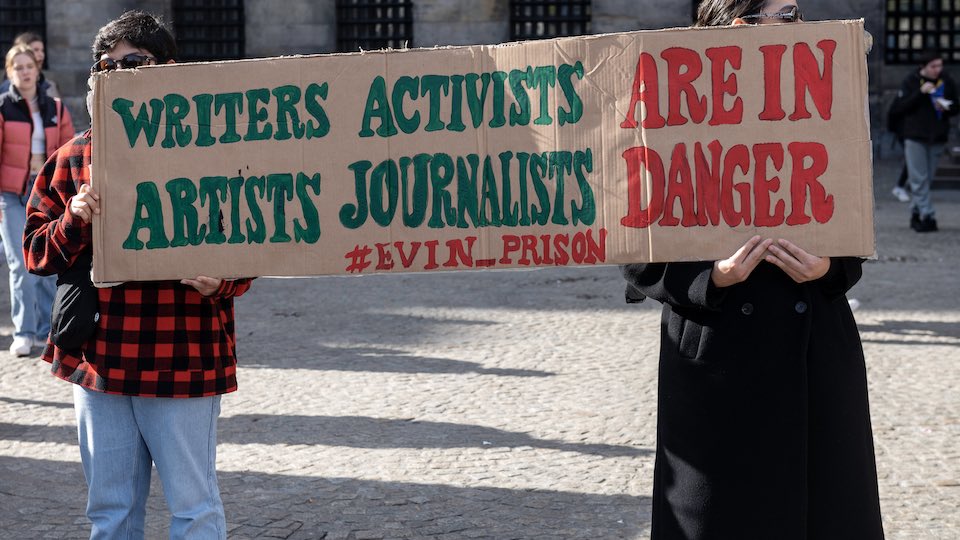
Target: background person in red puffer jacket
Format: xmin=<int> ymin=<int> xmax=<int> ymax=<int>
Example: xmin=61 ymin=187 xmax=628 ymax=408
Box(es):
xmin=0 ymin=44 xmax=74 ymax=356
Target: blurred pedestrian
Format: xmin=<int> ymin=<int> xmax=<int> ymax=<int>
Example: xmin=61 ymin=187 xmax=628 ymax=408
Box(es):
xmin=0 ymin=44 xmax=73 ymax=356
xmin=0 ymin=32 xmax=60 ymax=98
xmin=890 ymin=49 xmax=959 ymax=232
xmin=886 ymin=98 xmax=911 ymax=202
xmin=891 ymin=166 xmax=910 ymax=202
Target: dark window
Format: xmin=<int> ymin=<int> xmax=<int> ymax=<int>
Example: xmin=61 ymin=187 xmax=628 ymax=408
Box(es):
xmin=885 ymin=0 xmax=960 ymax=63
xmin=173 ymin=0 xmax=245 ymax=61
xmin=336 ymin=0 xmax=414 ymax=53
xmin=0 ymin=0 xmax=46 ymax=68
xmin=691 ymin=1 xmax=702 ymax=25
xmin=510 ymin=0 xmax=592 ymax=41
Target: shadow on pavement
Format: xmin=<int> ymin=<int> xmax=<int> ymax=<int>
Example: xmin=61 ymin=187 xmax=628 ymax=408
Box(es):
xmin=0 ymin=396 xmax=73 ymax=409
xmin=1 ymin=415 xmax=648 ymax=457
xmin=241 ymin=344 xmax=555 ymax=376
xmin=0 ymin=455 xmax=649 ymax=539
xmin=0 ymin=421 xmax=75 ymax=444
xmin=238 ymin=267 xmax=639 ymax=316
xmin=265 ymin=310 xmax=497 ymax=328
xmin=217 ymin=471 xmax=649 ymax=539
xmin=220 ymin=414 xmax=649 ymax=457
xmin=858 ymin=319 xmax=960 ymax=343
xmin=241 ymin=309 xmax=504 ymax=350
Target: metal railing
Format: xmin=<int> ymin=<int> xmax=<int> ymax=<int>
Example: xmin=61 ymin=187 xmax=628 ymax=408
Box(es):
xmin=510 ymin=0 xmax=591 ymax=41
xmin=336 ymin=0 xmax=413 ymax=52
xmin=173 ymin=0 xmax=245 ymax=61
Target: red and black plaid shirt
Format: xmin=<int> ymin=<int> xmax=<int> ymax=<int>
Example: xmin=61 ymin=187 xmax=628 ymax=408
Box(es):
xmin=24 ymin=132 xmax=252 ymax=398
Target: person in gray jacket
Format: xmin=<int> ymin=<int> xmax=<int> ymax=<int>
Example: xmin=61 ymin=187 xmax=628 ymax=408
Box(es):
xmin=890 ymin=48 xmax=959 ymax=232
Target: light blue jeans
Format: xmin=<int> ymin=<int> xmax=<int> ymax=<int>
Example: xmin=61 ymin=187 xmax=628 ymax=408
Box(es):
xmin=0 ymin=183 xmax=57 ymax=340
xmin=903 ymin=139 xmax=942 ymax=219
xmin=73 ymin=386 xmax=226 ymax=540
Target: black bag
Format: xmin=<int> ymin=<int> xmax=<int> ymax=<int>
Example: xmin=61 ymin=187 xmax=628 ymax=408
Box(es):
xmin=50 ymin=252 xmax=100 ymax=350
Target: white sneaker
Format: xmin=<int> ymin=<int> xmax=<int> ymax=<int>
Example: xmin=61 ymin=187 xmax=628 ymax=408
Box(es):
xmin=33 ymin=336 xmax=48 ymax=350
xmin=9 ymin=336 xmax=32 ymax=357
xmin=892 ymin=186 xmax=910 ymax=202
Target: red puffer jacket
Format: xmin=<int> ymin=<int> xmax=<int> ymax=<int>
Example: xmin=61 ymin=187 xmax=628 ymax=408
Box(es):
xmin=0 ymin=86 xmax=74 ymax=194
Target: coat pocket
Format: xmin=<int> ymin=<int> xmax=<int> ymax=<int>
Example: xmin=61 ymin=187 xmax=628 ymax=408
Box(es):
xmin=677 ymin=318 xmax=704 ymax=360
xmin=671 ymin=310 xmax=726 ymax=373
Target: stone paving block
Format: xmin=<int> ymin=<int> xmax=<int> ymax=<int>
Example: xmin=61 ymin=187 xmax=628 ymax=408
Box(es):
xmin=288 ymin=531 xmax=328 ymax=540
xmin=258 ymin=530 xmax=292 ymax=539
xmin=356 ymin=530 xmax=388 ymax=540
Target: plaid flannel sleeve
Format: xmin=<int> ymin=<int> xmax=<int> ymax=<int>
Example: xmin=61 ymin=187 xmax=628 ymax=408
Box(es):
xmin=213 ymin=278 xmax=254 ymax=299
xmin=24 ymin=135 xmax=92 ymax=277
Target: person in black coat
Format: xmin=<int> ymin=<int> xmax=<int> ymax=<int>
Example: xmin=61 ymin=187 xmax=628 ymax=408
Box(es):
xmin=890 ymin=49 xmax=959 ymax=232
xmin=621 ymin=2 xmax=886 ymax=539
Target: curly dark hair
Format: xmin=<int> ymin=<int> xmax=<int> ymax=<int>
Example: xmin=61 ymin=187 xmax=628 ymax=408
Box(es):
xmin=695 ymin=0 xmax=768 ymax=27
xmin=91 ymin=10 xmax=177 ymax=62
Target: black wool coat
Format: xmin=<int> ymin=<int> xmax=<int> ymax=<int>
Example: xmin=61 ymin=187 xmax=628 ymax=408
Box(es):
xmin=622 ymin=258 xmax=884 ymax=540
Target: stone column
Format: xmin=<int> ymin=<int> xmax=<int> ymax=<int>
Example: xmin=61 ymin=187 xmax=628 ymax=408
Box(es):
xmin=46 ymin=0 xmax=172 ymax=130
xmin=416 ymin=0 xmax=509 ymax=47
xmin=245 ymin=0 xmax=336 ymax=57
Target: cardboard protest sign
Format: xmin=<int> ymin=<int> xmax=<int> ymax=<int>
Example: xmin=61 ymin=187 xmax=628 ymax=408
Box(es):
xmin=91 ymin=19 xmax=873 ymax=283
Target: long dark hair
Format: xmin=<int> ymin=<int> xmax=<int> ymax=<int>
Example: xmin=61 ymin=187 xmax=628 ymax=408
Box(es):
xmin=695 ymin=0 xmax=767 ymax=27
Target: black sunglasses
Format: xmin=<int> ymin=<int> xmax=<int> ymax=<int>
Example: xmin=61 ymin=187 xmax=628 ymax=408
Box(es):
xmin=742 ymin=5 xmax=803 ymax=23
xmin=90 ymin=53 xmax=157 ymax=73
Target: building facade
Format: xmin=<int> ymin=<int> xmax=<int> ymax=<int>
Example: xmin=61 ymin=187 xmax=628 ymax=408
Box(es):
xmin=0 ymin=0 xmax=946 ymax=132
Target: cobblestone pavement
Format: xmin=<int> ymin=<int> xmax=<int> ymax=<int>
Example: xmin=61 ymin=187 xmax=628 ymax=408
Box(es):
xmin=1 ymin=157 xmax=958 ymax=539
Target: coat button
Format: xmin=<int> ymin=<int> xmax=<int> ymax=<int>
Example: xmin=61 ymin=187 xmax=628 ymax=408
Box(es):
xmin=741 ymin=303 xmax=754 ymax=315
xmin=795 ymin=301 xmax=808 ymax=314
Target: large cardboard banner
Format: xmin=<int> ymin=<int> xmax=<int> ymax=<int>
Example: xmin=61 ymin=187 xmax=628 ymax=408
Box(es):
xmin=91 ymin=20 xmax=873 ymax=283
